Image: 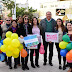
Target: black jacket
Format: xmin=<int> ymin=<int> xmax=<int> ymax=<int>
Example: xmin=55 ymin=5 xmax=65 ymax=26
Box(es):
xmin=8 ymin=27 xmax=21 ymax=37
xmin=20 ymin=24 xmax=32 ymax=37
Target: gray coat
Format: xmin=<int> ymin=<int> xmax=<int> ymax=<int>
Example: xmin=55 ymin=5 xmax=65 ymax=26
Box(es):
xmin=1 ymin=24 xmax=11 ymax=39
xmin=39 ymin=18 xmax=56 ymax=40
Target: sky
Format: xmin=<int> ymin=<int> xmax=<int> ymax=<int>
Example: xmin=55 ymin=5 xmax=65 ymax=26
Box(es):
xmin=16 ymin=0 xmax=58 ymax=9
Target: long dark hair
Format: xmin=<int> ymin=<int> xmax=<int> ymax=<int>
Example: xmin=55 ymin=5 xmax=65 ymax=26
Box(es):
xmin=23 ymin=15 xmax=29 ymax=24
xmin=56 ymin=18 xmax=65 ymax=31
xmin=32 ymin=17 xmax=39 ymax=27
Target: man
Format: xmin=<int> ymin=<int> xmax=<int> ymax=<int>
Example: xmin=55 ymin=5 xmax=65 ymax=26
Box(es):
xmin=1 ymin=17 xmax=11 ymax=65
xmin=17 ymin=16 xmax=23 ymax=28
xmin=40 ymin=11 xmax=56 ymax=66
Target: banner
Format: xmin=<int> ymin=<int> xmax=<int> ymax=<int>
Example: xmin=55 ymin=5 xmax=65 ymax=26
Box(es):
xmin=45 ymin=32 xmax=59 ymax=42
xmin=24 ymin=35 xmax=39 ymax=48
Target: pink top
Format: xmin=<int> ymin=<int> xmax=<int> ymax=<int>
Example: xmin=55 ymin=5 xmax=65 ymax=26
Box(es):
xmin=32 ymin=26 xmax=40 ymax=35
xmin=32 ymin=26 xmax=41 ymax=43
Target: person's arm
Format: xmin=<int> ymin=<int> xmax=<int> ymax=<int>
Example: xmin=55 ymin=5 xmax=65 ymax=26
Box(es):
xmin=0 ymin=25 xmax=2 ymax=38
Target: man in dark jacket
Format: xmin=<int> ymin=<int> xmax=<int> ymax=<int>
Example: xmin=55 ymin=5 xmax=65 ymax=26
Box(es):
xmin=40 ymin=11 xmax=56 ymax=66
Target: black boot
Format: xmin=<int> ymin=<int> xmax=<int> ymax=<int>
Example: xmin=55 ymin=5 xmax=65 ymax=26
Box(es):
xmin=31 ymin=62 xmax=35 ymax=68
xmin=5 ymin=61 xmax=8 ymax=66
xmin=63 ymin=65 xmax=66 ymax=70
xmin=9 ymin=66 xmax=12 ymax=69
xmin=35 ymin=61 xmax=40 ymax=68
xmin=35 ymin=64 xmax=40 ymax=68
xmin=43 ymin=62 xmax=47 ymax=65
xmin=49 ymin=60 xmax=53 ymax=66
xmin=14 ymin=65 xmax=17 ymax=69
xmin=59 ymin=64 xmax=62 ymax=69
xmin=22 ymin=64 xmax=25 ymax=70
xmin=25 ymin=65 xmax=29 ymax=70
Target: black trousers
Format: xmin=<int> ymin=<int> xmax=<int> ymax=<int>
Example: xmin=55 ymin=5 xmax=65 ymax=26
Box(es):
xmin=17 ymin=54 xmax=23 ymax=65
xmin=55 ymin=43 xmax=66 ymax=66
xmin=5 ymin=56 xmax=8 ymax=62
xmin=43 ymin=41 xmax=54 ymax=63
xmin=8 ymin=57 xmax=18 ymax=67
xmin=68 ymin=63 xmax=72 ymax=68
xmin=21 ymin=54 xmax=29 ymax=67
xmin=30 ymin=43 xmax=41 ymax=65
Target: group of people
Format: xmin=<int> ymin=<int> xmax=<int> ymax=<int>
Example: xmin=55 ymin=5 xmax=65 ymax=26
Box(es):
xmin=0 ymin=11 xmax=72 ymax=72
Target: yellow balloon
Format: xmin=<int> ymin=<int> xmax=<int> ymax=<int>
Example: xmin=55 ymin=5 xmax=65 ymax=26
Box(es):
xmin=12 ymin=54 xmax=19 ymax=58
xmin=59 ymin=41 xmax=68 ymax=49
xmin=18 ymin=44 xmax=23 ymax=51
xmin=1 ymin=45 xmax=7 ymax=52
xmin=11 ymin=33 xmax=18 ymax=40
xmin=3 ymin=38 xmax=11 ymax=45
xmin=11 ymin=39 xmax=20 ymax=48
xmin=6 ymin=31 xmax=12 ymax=38
xmin=6 ymin=51 xmax=13 ymax=57
xmin=13 ymin=48 xmax=20 ymax=55
xmin=6 ymin=45 xmax=14 ymax=51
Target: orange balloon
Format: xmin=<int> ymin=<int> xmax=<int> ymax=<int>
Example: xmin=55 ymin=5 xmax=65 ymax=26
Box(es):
xmin=69 ymin=50 xmax=72 ymax=57
xmin=66 ymin=52 xmax=72 ymax=61
xmin=20 ymin=49 xmax=27 ymax=58
xmin=0 ymin=50 xmax=2 ymax=53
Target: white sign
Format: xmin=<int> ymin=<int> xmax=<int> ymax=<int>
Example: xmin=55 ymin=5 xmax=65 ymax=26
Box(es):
xmin=45 ymin=32 xmax=59 ymax=42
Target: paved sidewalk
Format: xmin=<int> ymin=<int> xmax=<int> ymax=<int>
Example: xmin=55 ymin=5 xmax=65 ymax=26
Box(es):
xmin=0 ymin=44 xmax=69 ymax=72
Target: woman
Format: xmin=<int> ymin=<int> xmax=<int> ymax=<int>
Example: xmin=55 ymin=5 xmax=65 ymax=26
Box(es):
xmin=17 ymin=16 xmax=23 ymax=66
xmin=30 ymin=17 xmax=41 ymax=68
xmin=55 ymin=18 xmax=66 ymax=70
xmin=66 ymin=22 xmax=72 ymax=72
xmin=8 ymin=20 xmax=20 ymax=69
xmin=20 ymin=15 xmax=32 ymax=70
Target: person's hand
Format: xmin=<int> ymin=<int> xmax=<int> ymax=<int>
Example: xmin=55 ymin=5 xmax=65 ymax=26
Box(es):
xmin=49 ymin=41 xmax=52 ymax=43
xmin=20 ymin=35 xmax=24 ymax=39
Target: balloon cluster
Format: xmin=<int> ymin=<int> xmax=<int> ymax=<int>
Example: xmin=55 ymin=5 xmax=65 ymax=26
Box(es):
xmin=59 ymin=34 xmax=72 ymax=63
xmin=0 ymin=39 xmax=5 ymax=61
xmin=0 ymin=31 xmax=24 ymax=58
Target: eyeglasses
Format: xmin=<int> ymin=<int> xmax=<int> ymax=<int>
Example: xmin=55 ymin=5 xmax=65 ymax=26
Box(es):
xmin=25 ymin=18 xmax=29 ymax=20
xmin=6 ymin=20 xmax=11 ymax=21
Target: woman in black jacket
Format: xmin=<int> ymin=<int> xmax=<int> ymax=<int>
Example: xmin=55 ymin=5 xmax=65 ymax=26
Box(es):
xmin=8 ymin=20 xmax=20 ymax=69
xmin=20 ymin=15 xmax=32 ymax=70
